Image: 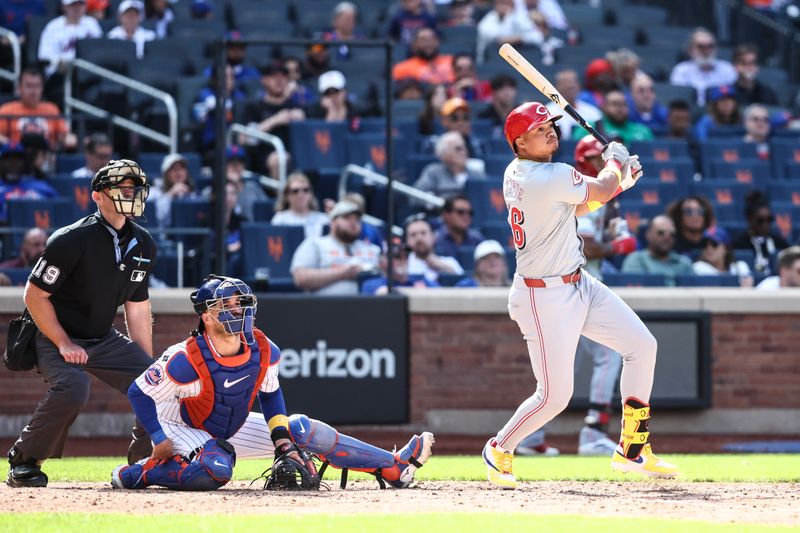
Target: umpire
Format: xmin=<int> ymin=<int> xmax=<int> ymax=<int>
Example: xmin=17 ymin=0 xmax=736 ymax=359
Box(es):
xmin=6 ymin=159 xmax=158 ymax=488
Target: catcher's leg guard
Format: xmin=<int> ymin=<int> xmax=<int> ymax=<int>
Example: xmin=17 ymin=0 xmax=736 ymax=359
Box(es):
xmin=610 ymin=398 xmax=678 ymax=478
xmin=112 ymin=439 xmax=236 ymax=490
xmin=288 ymin=415 xmax=434 ymax=488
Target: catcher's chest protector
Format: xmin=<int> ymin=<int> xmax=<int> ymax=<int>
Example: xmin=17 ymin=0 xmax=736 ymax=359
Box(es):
xmin=180 ymin=332 xmax=271 ymax=438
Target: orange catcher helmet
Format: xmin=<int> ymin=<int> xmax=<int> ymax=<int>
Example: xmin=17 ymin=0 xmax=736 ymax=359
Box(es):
xmin=573 ymin=134 xmax=604 ymax=177
xmin=504 ymin=102 xmax=562 ymax=152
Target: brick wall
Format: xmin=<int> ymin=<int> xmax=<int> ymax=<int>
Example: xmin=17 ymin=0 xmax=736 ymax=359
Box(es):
xmin=2 ymin=312 xmax=799 ymax=423
xmin=0 ymin=313 xmax=197 ymax=415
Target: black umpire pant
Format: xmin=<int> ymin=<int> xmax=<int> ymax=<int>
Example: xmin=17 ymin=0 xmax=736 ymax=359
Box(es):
xmin=14 ymin=329 xmax=153 ymax=460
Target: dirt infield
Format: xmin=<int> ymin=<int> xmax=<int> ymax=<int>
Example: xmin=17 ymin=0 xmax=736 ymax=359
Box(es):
xmin=2 ymin=481 xmax=798 ymax=525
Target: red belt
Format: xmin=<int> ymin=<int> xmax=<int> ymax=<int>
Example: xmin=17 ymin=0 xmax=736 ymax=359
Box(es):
xmin=523 ymin=270 xmax=581 ymax=288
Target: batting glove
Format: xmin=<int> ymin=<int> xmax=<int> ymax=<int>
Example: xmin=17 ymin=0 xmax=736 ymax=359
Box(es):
xmin=601 ymin=141 xmax=630 ymax=165
xmin=619 ymin=155 xmax=643 ymax=191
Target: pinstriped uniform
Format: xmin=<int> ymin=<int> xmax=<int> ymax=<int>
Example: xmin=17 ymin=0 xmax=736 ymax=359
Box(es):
xmin=495 ymin=157 xmax=658 ymax=452
xmin=136 ymin=339 xmax=279 ymax=458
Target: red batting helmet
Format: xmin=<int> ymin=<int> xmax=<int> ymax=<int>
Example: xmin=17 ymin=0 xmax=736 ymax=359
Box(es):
xmin=573 ymin=134 xmax=604 ymax=177
xmin=504 ymin=102 xmax=562 ymax=152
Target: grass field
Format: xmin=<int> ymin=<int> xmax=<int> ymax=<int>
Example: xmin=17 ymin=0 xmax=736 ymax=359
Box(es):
xmin=35 ymin=454 xmax=800 ymax=483
xmin=0 ymin=455 xmax=798 ymax=532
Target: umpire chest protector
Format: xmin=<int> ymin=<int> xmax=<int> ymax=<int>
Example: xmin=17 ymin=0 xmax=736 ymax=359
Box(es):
xmin=180 ymin=329 xmax=273 ymax=439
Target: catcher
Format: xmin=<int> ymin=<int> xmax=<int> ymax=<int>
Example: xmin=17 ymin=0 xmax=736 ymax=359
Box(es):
xmin=111 ymin=275 xmax=434 ymax=491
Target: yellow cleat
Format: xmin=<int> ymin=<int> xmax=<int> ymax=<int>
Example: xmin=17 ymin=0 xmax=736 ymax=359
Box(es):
xmin=611 ymin=443 xmax=679 ymax=478
xmin=482 ymin=439 xmax=517 ymax=489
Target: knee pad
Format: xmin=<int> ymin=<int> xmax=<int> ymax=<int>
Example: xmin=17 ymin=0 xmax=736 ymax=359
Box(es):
xmin=190 ymin=439 xmax=235 ymax=489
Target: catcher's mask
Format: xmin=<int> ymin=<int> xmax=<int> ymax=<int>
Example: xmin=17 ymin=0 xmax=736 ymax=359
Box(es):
xmin=91 ymin=159 xmax=149 ymax=217
xmin=191 ymin=275 xmax=257 ymax=343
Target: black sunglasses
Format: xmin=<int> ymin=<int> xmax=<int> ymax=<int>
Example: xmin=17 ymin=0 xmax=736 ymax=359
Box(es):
xmin=289 ymin=187 xmax=310 ymax=194
xmin=452 ymin=208 xmax=473 ymax=216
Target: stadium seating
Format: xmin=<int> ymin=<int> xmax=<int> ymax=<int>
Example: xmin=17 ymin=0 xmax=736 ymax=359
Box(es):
xmin=676 ymin=275 xmax=740 ymax=287
xmin=603 ymin=273 xmax=668 ymax=287
xmin=0 ymin=268 xmax=32 ymax=286
xmin=768 ymin=182 xmax=800 ymax=206
xmin=699 ymin=140 xmax=758 ymax=177
xmin=637 ymin=158 xmax=695 ymax=185
xmin=49 ymin=177 xmax=94 ymax=219
xmin=289 ymin=121 xmax=349 ymax=173
xmin=630 ymin=140 xmax=690 ymax=161
xmin=769 ymin=138 xmax=800 ymax=178
xmin=6 ymin=199 xmax=75 ymax=250
xmin=690 ymin=181 xmax=753 ymax=209
xmin=464 ymin=179 xmax=506 ymax=227
xmin=707 ymin=160 xmax=770 ymax=184
xmin=346 ymin=133 xmax=410 ymax=174
xmin=770 ymin=202 xmax=798 ymax=242
xmin=240 ymin=223 xmax=304 ymax=289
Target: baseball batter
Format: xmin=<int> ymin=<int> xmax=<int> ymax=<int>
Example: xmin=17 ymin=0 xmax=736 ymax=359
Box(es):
xmin=111 ymin=275 xmax=434 ymax=491
xmin=482 ymin=102 xmax=678 ymax=489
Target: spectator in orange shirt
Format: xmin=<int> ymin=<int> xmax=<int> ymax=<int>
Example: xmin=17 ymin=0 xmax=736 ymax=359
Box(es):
xmin=392 ymin=27 xmax=454 ymax=86
xmin=0 ymin=67 xmax=76 ymax=150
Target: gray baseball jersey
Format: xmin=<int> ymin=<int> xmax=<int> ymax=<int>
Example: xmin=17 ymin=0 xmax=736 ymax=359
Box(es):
xmin=503 ymin=159 xmax=588 ymax=278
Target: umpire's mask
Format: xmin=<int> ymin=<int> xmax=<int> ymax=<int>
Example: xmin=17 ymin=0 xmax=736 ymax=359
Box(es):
xmin=92 ymin=159 xmax=150 ymax=217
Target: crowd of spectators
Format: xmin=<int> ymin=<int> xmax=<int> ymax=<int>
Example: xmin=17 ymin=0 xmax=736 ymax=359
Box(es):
xmin=0 ymin=0 xmax=798 ymax=292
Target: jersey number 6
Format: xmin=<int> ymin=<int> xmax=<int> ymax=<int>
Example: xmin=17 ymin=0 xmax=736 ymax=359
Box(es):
xmin=510 ymin=207 xmax=526 ymax=250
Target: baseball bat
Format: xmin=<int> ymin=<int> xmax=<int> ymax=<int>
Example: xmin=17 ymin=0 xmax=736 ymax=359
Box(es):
xmin=498 ymin=43 xmax=609 ymax=146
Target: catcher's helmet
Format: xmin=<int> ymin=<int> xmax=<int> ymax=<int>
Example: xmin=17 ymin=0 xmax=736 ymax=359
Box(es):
xmin=91 ymin=159 xmax=149 ymax=217
xmin=504 ymin=102 xmax=562 ymax=152
xmin=573 ymin=134 xmax=604 ymax=177
xmin=191 ymin=275 xmax=257 ymax=342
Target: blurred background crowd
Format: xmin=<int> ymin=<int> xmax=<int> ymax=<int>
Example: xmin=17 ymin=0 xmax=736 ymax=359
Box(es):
xmin=0 ymin=0 xmax=798 ymax=292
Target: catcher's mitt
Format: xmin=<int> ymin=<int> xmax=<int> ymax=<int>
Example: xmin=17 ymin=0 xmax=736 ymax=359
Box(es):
xmin=255 ymin=443 xmax=321 ymax=491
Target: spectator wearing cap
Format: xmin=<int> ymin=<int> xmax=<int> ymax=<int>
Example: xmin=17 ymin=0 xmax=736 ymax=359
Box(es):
xmin=302 ymin=43 xmax=332 ymax=81
xmin=627 ymin=72 xmax=668 ymax=129
xmin=434 ymin=195 xmax=485 ymax=258
xmin=621 ymin=215 xmax=693 ymax=286
xmin=0 ymin=0 xmax=45 ymax=44
xmin=693 ymin=85 xmax=740 ymax=142
xmin=414 ymin=131 xmax=485 ymax=205
xmin=546 ymin=69 xmax=602 ymax=139
xmin=0 ymin=227 xmax=47 ymax=268
xmin=692 ymin=226 xmax=753 ymax=286
xmin=217 ymin=144 xmax=268 ymax=221
xmin=203 ymin=32 xmax=260 ymax=92
xmin=340 ymin=191 xmax=383 ymax=248
xmin=732 ymin=43 xmax=778 ymax=107
xmin=361 ymin=237 xmax=440 ymax=295
xmin=85 ymin=0 xmax=108 ymax=19
xmin=455 ymin=239 xmax=510 ymax=287
xmin=572 ymin=88 xmax=653 ymax=144
xmin=578 ymin=58 xmax=617 ymax=109
xmin=37 ymin=0 xmax=102 ymax=79
xmin=71 ymin=132 xmax=113 ymax=179
xmin=106 ymin=0 xmax=155 ymax=59
xmin=291 ymin=200 xmax=381 ymax=295
xmin=305 ymin=70 xmax=361 ymax=128
xmin=144 ymin=0 xmax=173 ymax=39
xmin=272 ymin=171 xmax=329 ymax=238
xmin=421 ymin=97 xmax=486 ymax=158
xmin=669 ymin=28 xmax=737 ymax=106
xmin=732 ymin=190 xmax=789 ymax=276
xmin=0 ymin=142 xmax=57 ymax=223
xmin=195 ymin=64 xmax=246 ymax=158
xmin=405 ymin=216 xmax=463 ymax=282
xmin=667 ymin=195 xmax=716 ymax=255
xmin=450 ymin=53 xmax=492 ymax=102
xmin=190 ymin=0 xmax=213 ymax=19
xmin=476 ymin=0 xmax=542 ymax=64
xmin=387 ymin=0 xmax=437 ymax=46
xmin=0 ymin=66 xmax=76 ymax=150
xmin=319 ymin=2 xmax=365 ymax=61
xmin=148 ymin=153 xmax=197 ymax=227
xmin=241 ymin=61 xmax=304 ymax=178
xmin=742 ymin=103 xmax=771 ymax=159
xmin=479 ymin=75 xmax=519 ymax=128
xmin=392 ymin=27 xmax=454 ymax=85
xmin=756 ymin=246 xmax=800 ymax=290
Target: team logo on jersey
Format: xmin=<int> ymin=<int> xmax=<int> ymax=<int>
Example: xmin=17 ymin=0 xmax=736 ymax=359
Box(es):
xmin=131 ymin=270 xmax=146 ymax=282
xmin=144 ymin=364 xmax=164 ymax=386
xmin=572 ymin=168 xmax=584 ymax=187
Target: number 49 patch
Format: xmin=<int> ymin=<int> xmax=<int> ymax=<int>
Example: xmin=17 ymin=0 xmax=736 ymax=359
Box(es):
xmin=572 ymin=168 xmax=584 ymax=187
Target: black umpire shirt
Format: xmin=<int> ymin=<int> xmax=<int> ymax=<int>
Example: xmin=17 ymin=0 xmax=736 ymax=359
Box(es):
xmin=27 ymin=212 xmax=157 ymax=340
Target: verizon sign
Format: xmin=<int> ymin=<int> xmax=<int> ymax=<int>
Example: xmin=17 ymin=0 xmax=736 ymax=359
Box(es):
xmin=255 ymin=295 xmax=408 ymax=424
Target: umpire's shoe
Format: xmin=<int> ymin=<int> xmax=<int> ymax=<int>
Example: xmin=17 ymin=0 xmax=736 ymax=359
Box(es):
xmin=6 ymin=447 xmax=48 ymax=488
